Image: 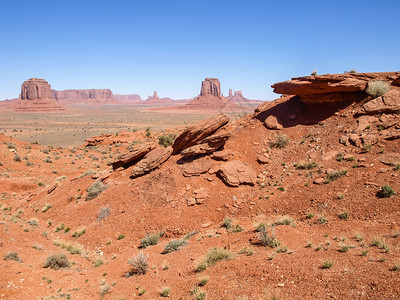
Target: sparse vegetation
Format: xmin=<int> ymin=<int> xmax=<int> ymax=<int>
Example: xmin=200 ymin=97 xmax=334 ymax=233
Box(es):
xmin=257 ymin=226 xmax=280 ymax=248
xmin=158 ymin=133 xmax=176 ymax=147
xmin=197 ymin=248 xmax=233 ymax=272
xmin=44 ymin=254 xmax=70 ymax=270
xmin=324 ymin=170 xmax=347 ymax=183
xmin=377 ymin=185 xmax=396 ymax=198
xmin=365 ymin=80 xmax=390 ymax=98
xmin=222 ymin=217 xmax=232 ymax=229
xmin=127 ymin=251 xmax=148 ymax=275
xmin=338 ymin=210 xmax=349 ymax=220
xmin=117 ymin=234 xmax=125 ymax=240
xmin=269 ymin=134 xmax=290 ymax=148
xmin=322 ymin=261 xmax=334 ymax=269
xmin=3 ymin=252 xmax=21 ymax=261
xmin=272 ymin=216 xmax=294 ymax=227
xmin=140 ymin=233 xmax=161 ymax=248
xmin=163 ymin=239 xmax=188 ymax=254
xmin=86 ymin=180 xmax=108 ymax=201
xmin=97 ymin=207 xmax=110 ymax=221
xmin=295 ymin=162 xmax=317 ymax=170
xmin=42 ymin=204 xmax=52 ymax=212
xmin=160 ymin=287 xmax=171 ymax=297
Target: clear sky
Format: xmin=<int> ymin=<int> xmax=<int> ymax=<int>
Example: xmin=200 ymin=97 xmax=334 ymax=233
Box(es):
xmin=1 ymin=0 xmax=399 ymax=101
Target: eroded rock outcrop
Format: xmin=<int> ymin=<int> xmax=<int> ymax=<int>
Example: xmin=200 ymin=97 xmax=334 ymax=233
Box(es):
xmin=358 ymin=89 xmax=400 ymax=115
xmin=180 ymin=131 xmax=231 ymax=157
xmin=52 ymin=89 xmax=116 ymax=106
xmin=201 ymin=78 xmax=221 ymax=97
xmin=271 ymin=72 xmax=400 ymax=105
xmin=172 ymin=114 xmax=230 ymax=154
xmin=131 ymin=147 xmax=173 ymax=178
xmin=112 ymin=142 xmax=157 ymax=170
xmin=218 ymin=160 xmax=257 ymax=187
xmin=182 ymin=157 xmax=213 ymax=177
xmin=13 ymin=78 xmax=65 ymax=112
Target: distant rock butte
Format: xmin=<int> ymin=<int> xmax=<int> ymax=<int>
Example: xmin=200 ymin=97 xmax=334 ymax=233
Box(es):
xmin=201 ymin=78 xmax=221 ymax=97
xmin=13 ymin=78 xmax=65 ymax=112
xmin=145 ymin=91 xmax=174 ymax=104
xmin=271 ymin=72 xmax=400 ymax=104
xmin=226 ymin=89 xmax=263 ymax=106
xmin=185 ymin=78 xmax=240 ymax=110
xmin=113 ymin=94 xmax=142 ymax=103
xmin=52 ymin=89 xmax=117 ymax=106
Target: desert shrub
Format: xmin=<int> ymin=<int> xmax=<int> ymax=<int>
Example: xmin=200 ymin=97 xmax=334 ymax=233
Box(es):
xmin=7 ymin=143 xmax=16 ymax=149
xmin=145 ymin=127 xmax=151 ymax=137
xmin=232 ymin=224 xmax=243 ymax=233
xmin=160 ymin=287 xmax=171 ymax=297
xmin=93 ymin=258 xmax=104 ymax=267
xmin=222 ymin=217 xmax=232 ymax=229
xmin=140 ymin=233 xmax=160 ymax=249
xmin=324 ymin=170 xmax=347 ymax=183
xmin=80 ymin=169 xmax=96 ymax=178
xmin=86 ymin=181 xmax=108 ymax=201
xmin=257 ymin=226 xmax=280 ymax=248
xmin=272 ymin=216 xmax=295 ymax=226
xmin=3 ymin=252 xmax=21 ymax=261
xmin=394 ymin=164 xmax=400 ymax=171
xmin=196 ymin=248 xmax=233 ymax=272
xmin=191 ymin=287 xmax=206 ymax=300
xmin=255 ymin=222 xmax=268 ymax=232
xmin=72 ymin=229 xmax=86 ymax=238
xmin=163 ymin=239 xmax=188 ymax=254
xmin=127 ymin=251 xmax=148 ymax=275
xmin=322 ymin=261 xmax=334 ymax=269
xmin=365 ymin=80 xmax=390 ymax=98
xmin=338 ymin=210 xmax=349 ymax=220
xmin=158 ymin=134 xmax=176 ymax=148
xmin=13 ymin=153 xmax=21 ymax=162
xmin=44 ymin=253 xmax=70 ymax=270
xmin=295 ymin=162 xmax=317 ymax=170
xmin=97 ymin=207 xmax=110 ymax=221
xmin=377 ymin=185 xmax=396 ymax=198
xmin=117 ymin=234 xmax=125 ymax=240
xmin=269 ymin=134 xmax=289 ymax=148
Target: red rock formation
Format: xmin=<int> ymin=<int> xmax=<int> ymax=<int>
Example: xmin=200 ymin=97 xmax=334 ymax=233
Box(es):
xmin=172 ymin=114 xmax=230 ymax=154
xmin=145 ymin=91 xmax=174 ymax=104
xmin=271 ymin=72 xmax=400 ymax=104
xmin=131 ymin=147 xmax=173 ymax=178
xmin=12 ymin=78 xmax=65 ymax=112
xmin=52 ymin=89 xmax=117 ymax=106
xmin=113 ymin=94 xmax=143 ymax=103
xmin=21 ymin=78 xmax=53 ymax=100
xmin=201 ymin=78 xmax=221 ymax=97
xmin=226 ymin=90 xmax=263 ymax=106
xmin=218 ymin=160 xmax=257 ymax=187
xmin=112 ymin=142 xmax=157 ymax=170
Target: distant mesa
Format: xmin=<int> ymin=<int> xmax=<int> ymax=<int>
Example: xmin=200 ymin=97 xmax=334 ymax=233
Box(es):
xmin=52 ymin=88 xmax=117 ymax=106
xmin=185 ymin=78 xmax=240 ymax=110
xmin=12 ymin=78 xmax=65 ymax=112
xmin=113 ymin=94 xmax=142 ymax=103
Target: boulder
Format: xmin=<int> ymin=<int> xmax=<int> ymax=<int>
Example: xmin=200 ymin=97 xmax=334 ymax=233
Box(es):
xmin=358 ymin=89 xmax=400 ymax=115
xmin=131 ymin=147 xmax=173 ymax=178
xmin=172 ymin=114 xmax=229 ymax=154
xmin=112 ymin=142 xmax=157 ymax=170
xmin=264 ymin=115 xmax=283 ymax=130
xmin=218 ymin=160 xmax=257 ymax=187
xmin=378 ymin=153 xmax=400 ymax=166
xmin=182 ymin=157 xmax=213 ymax=177
xmin=180 ymin=131 xmax=231 ymax=157
xmin=212 ymin=149 xmax=233 ymax=161
xmin=256 ymin=154 xmax=270 ymax=164
xmin=200 ymin=78 xmax=221 ymax=97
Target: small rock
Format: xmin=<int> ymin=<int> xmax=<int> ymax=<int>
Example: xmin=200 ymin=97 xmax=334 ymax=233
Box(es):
xmin=314 ymin=178 xmax=325 ymax=185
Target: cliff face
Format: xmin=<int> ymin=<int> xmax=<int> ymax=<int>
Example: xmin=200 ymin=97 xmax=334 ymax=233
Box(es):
xmin=21 ymin=78 xmax=52 ymax=100
xmin=200 ymin=78 xmax=221 ymax=97
xmin=114 ymin=94 xmax=142 ymax=103
xmin=52 ymin=89 xmax=117 ymax=106
xmin=12 ymin=78 xmax=65 ymax=112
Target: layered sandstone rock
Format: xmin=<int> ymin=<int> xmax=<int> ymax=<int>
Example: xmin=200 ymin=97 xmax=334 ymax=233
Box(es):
xmin=113 ymin=94 xmax=142 ymax=103
xmin=180 ymin=131 xmax=231 ymax=157
xmin=201 ymin=78 xmax=221 ymax=97
xmin=52 ymin=89 xmax=116 ymax=106
xmin=218 ymin=160 xmax=257 ymax=187
xmin=21 ymin=78 xmax=53 ymax=100
xmin=226 ymin=90 xmax=263 ymax=106
xmin=112 ymin=142 xmax=157 ymax=170
xmin=13 ymin=78 xmax=65 ymax=112
xmin=182 ymin=157 xmax=213 ymax=177
xmin=172 ymin=114 xmax=230 ymax=154
xmin=271 ymin=72 xmax=400 ymax=104
xmin=131 ymin=147 xmax=173 ymax=178
xmin=358 ymin=89 xmax=400 ymax=115
xmin=145 ymin=91 xmax=174 ymax=104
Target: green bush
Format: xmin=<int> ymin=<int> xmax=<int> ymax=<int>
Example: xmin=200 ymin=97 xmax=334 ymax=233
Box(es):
xmin=3 ymin=252 xmax=21 ymax=261
xmin=295 ymin=162 xmax=317 ymax=170
xmin=257 ymin=227 xmax=280 ymax=248
xmin=86 ymin=181 xmax=108 ymax=201
xmin=158 ymin=134 xmax=176 ymax=148
xmin=324 ymin=170 xmax=347 ymax=183
xmin=163 ymin=239 xmax=188 ymax=254
xmin=140 ymin=233 xmax=160 ymax=248
xmin=365 ymin=80 xmax=390 ymax=98
xmin=377 ymin=185 xmax=396 ymax=198
xmin=196 ymin=248 xmax=233 ymax=272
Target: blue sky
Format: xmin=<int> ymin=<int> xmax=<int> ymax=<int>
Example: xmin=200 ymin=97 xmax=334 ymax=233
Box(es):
xmin=0 ymin=0 xmax=399 ymax=101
